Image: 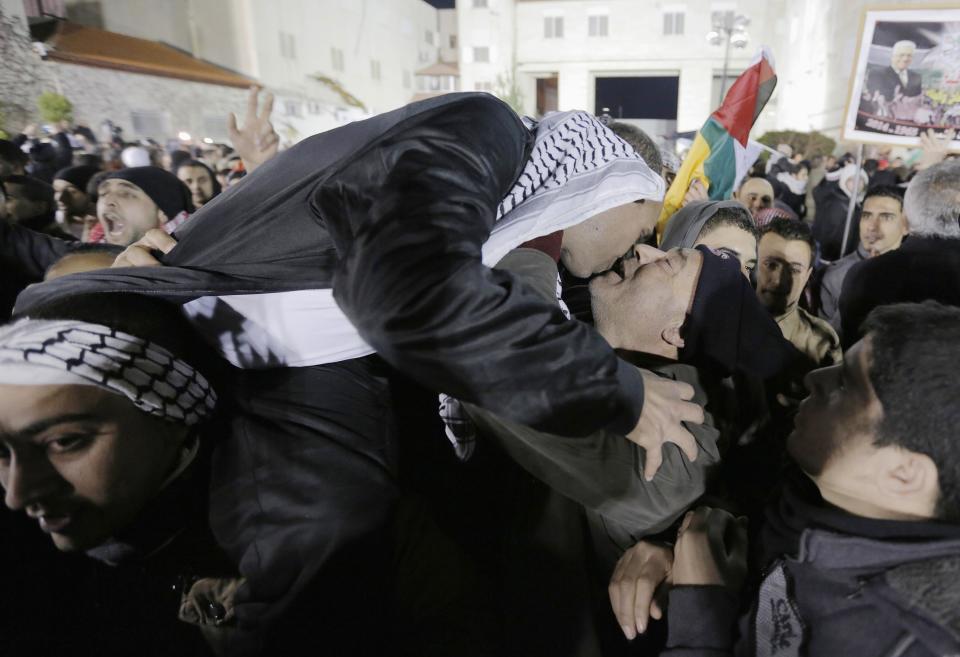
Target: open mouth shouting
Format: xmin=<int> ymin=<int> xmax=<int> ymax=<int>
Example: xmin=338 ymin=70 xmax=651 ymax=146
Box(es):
xmin=101 ymin=212 xmax=126 ymax=238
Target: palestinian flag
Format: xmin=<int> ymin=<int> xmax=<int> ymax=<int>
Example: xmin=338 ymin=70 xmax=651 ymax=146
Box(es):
xmin=657 ymin=47 xmax=777 ymax=240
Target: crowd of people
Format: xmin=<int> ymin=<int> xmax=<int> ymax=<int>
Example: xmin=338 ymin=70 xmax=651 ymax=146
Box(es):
xmin=1 ymin=85 xmax=959 ymax=657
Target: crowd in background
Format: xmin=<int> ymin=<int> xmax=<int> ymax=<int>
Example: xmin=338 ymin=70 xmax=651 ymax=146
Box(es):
xmin=1 ymin=86 xmax=959 ymax=657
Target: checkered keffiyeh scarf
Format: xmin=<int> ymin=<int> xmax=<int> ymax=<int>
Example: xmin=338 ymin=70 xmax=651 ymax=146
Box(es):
xmin=442 ymin=111 xmax=662 ymax=460
xmin=0 ymin=319 xmax=217 ymax=427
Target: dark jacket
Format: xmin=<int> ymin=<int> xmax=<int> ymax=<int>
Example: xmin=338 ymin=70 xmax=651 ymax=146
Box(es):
xmin=812 ymin=179 xmax=859 ymax=262
xmin=662 ymin=473 xmax=960 ymax=657
xmin=868 ymin=66 xmax=923 ymax=102
xmin=16 ymin=92 xmax=644 ymax=438
xmin=456 ymin=357 xmax=720 ymax=657
xmin=839 ymin=236 xmax=960 ymax=347
xmin=818 ymin=244 xmax=867 ymax=335
xmin=0 ymin=220 xmax=95 ymax=319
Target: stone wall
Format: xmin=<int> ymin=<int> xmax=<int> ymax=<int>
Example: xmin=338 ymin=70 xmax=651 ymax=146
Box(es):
xmin=0 ymin=0 xmax=56 ymax=131
xmin=1 ymin=0 xmax=247 ymax=142
xmin=49 ymin=62 xmax=250 ymax=143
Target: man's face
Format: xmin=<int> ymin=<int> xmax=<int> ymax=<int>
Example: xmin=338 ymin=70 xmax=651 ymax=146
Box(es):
xmin=756 ymin=232 xmax=812 ymax=317
xmin=734 ymin=178 xmax=774 ymax=217
xmin=53 ymin=179 xmax=90 ymax=217
xmin=788 ymin=338 xmax=883 ymax=485
xmin=892 ymin=50 xmax=913 ymax=72
xmin=561 ymin=200 xmax=663 ymax=277
xmin=177 ymin=165 xmax=214 ymax=208
xmin=695 ymin=224 xmax=757 ymax=278
xmin=860 ymin=195 xmax=908 ymax=257
xmin=0 ymin=384 xmax=185 ymax=551
xmin=4 ymin=182 xmax=49 ymax=222
xmin=97 ymin=179 xmax=163 ymax=246
xmin=590 ymin=246 xmax=702 ymax=351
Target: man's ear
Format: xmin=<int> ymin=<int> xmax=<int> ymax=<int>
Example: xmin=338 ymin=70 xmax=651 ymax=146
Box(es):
xmin=662 ymin=324 xmax=685 ymax=349
xmin=879 ymin=448 xmax=940 ymax=515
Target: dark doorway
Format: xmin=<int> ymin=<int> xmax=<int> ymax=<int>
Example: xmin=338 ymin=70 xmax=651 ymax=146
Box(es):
xmin=594 ymin=76 xmax=679 ymax=120
xmin=537 ymin=76 xmax=559 ymax=116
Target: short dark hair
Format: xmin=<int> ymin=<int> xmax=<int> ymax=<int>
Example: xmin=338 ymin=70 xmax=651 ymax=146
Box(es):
xmin=862 ymin=184 xmax=904 ymax=212
xmin=760 ymin=217 xmax=815 ymax=266
xmin=607 ymin=122 xmax=663 ymax=174
xmin=700 ymin=204 xmax=759 ymax=241
xmin=863 ymin=301 xmax=960 ymax=522
xmin=4 ymin=174 xmax=55 ymax=209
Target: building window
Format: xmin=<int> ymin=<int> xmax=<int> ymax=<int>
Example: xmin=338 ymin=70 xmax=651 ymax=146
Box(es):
xmin=283 ymin=100 xmax=302 ymax=117
xmin=403 ymin=70 xmax=412 ymax=89
xmin=331 ymin=47 xmax=345 ymax=72
xmin=130 ymin=110 xmax=170 ymax=139
xmin=588 ymin=14 xmax=609 ymax=37
xmin=450 ymin=34 xmax=457 ymax=49
xmin=475 ymin=81 xmax=493 ymax=92
xmin=663 ymin=12 xmax=685 ymax=35
xmin=425 ymin=29 xmax=434 ymax=45
xmin=472 ymin=0 xmax=487 ymax=7
xmin=544 ymin=16 xmax=564 ymax=39
xmin=307 ymin=101 xmax=322 ymax=115
xmin=473 ymin=46 xmax=489 ymax=63
xmin=279 ymin=31 xmax=296 ymax=60
xmin=371 ymin=59 xmax=381 ymax=81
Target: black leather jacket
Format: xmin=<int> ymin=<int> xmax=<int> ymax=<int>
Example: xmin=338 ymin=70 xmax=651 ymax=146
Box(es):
xmin=16 ymin=92 xmax=644 ymax=438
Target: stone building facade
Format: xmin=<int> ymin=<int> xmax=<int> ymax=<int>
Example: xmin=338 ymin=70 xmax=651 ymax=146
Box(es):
xmin=1 ymin=0 xmax=249 ymax=142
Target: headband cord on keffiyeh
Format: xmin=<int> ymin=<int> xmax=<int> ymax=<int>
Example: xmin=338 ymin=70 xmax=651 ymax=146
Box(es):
xmin=0 ymin=319 xmax=216 ymax=427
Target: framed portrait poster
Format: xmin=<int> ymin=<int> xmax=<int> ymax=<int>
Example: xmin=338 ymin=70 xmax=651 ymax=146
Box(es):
xmin=842 ymin=6 xmax=960 ymax=147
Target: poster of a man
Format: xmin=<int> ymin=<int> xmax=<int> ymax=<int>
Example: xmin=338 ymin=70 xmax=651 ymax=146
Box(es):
xmin=844 ymin=7 xmax=960 ymax=148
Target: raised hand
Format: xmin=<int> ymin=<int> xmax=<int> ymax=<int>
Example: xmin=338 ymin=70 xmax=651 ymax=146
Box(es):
xmin=915 ymin=128 xmax=957 ymax=171
xmin=228 ymin=86 xmax=280 ymax=173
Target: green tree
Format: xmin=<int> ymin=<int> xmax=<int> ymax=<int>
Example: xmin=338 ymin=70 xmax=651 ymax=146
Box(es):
xmin=757 ymin=129 xmax=836 ymax=159
xmin=36 ymin=92 xmax=73 ymax=124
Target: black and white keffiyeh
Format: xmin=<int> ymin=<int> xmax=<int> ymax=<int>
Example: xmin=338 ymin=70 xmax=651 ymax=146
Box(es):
xmin=443 ymin=110 xmax=664 ymax=459
xmin=482 ymin=110 xmax=665 ymax=266
xmin=0 ymin=319 xmax=217 ymax=427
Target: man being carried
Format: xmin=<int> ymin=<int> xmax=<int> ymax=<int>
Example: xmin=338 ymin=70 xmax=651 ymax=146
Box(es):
xmin=8 ymin=93 xmax=704 ymax=653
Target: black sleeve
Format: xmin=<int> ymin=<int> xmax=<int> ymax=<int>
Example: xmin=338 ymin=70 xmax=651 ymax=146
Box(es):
xmin=315 ymin=95 xmax=644 ymax=437
xmin=0 ymin=221 xmax=75 ymax=281
xmin=661 ymin=586 xmax=741 ymax=657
